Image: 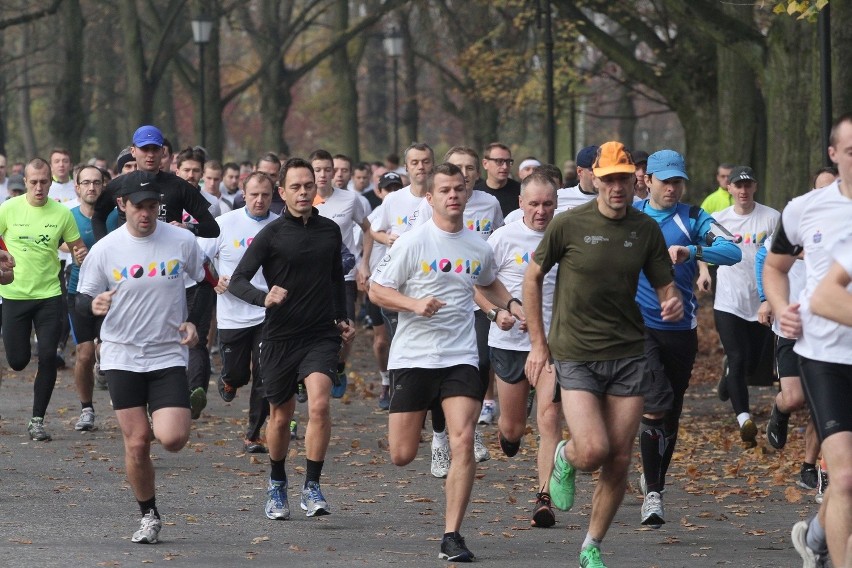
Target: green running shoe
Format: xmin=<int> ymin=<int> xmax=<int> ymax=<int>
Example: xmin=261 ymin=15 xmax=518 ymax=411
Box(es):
xmin=549 ymin=440 xmax=575 ymax=511
xmin=579 ymin=545 xmax=607 ymax=568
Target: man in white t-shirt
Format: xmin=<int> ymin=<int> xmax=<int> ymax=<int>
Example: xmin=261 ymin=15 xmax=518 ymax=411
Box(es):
xmin=0 ymin=154 xmax=8 ymax=196
xmin=369 ymin=163 xmax=524 ymax=563
xmin=76 ymin=170 xmax=205 ymax=545
xmin=48 ymin=148 xmax=77 ymax=368
xmin=485 ymin=172 xmax=562 ymax=529
xmin=557 ymin=145 xmax=598 ymax=211
xmin=765 ymin=113 xmax=852 ymax=568
xmin=199 ymin=172 xmax=279 ymax=454
xmin=370 ymin=143 xmax=434 ymax=245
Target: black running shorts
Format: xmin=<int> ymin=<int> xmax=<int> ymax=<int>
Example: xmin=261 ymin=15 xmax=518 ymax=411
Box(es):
xmin=259 ymin=334 xmax=341 ymax=406
xmin=799 ymin=356 xmax=852 ymax=441
xmin=775 ymin=336 xmax=799 ymax=379
xmin=389 ymin=364 xmax=484 ymax=413
xmin=490 ymin=347 xmax=528 ymax=385
xmin=107 ymin=366 xmax=190 ymax=412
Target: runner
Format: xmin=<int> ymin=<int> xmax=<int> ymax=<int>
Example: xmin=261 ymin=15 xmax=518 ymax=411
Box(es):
xmin=228 ymin=158 xmax=354 ymax=520
xmin=76 ymin=170 xmax=205 ymax=543
xmin=369 ymin=162 xmax=524 ymax=562
xmin=524 ymin=142 xmax=682 ymax=568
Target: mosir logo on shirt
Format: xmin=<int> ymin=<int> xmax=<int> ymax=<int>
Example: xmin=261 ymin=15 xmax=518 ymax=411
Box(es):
xmin=466 ymin=219 xmax=495 ymax=234
xmin=730 ymin=231 xmax=768 ymax=245
xmin=112 ymin=259 xmax=182 ymax=281
xmin=420 ymin=258 xmax=482 ymax=276
xmin=233 ymin=237 xmax=256 ymax=248
xmin=513 ymin=251 xmax=536 ymax=265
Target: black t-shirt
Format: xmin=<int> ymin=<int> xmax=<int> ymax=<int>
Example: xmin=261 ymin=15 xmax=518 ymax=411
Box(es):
xmin=92 ymin=170 xmax=220 ymax=240
xmin=474 ymin=178 xmax=521 ymax=217
xmin=362 ymin=189 xmax=382 ymax=211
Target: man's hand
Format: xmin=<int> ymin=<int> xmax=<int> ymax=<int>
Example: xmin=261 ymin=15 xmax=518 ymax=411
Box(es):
xmin=696 ymin=271 xmax=711 ymax=294
xmin=72 ymin=245 xmax=88 ymax=264
xmin=413 ymin=296 xmax=447 ymax=317
xmin=337 ymin=319 xmax=356 ymax=344
xmin=524 ymin=343 xmax=552 ymax=387
xmin=668 ymin=245 xmax=690 ymax=265
xmin=494 ymin=309 xmax=517 ymax=331
xmin=779 ymin=303 xmax=802 ymax=338
xmin=0 ymin=250 xmax=16 ymax=270
xmin=660 ymin=296 xmax=684 ymax=322
xmin=215 ymin=275 xmax=230 ymax=295
xmin=508 ymin=303 xmax=527 ymax=332
xmin=179 ymin=322 xmax=198 ymax=347
xmin=757 ymin=301 xmax=773 ymax=327
xmin=264 ymin=285 xmax=288 ymax=308
xmin=387 ymin=233 xmax=399 ymax=247
xmin=356 ymin=264 xmax=370 ymax=291
xmin=92 ymin=288 xmax=118 ymax=316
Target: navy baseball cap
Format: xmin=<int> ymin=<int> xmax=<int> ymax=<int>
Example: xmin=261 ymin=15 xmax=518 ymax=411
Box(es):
xmin=118 ymin=170 xmax=161 ymax=204
xmin=576 ymin=145 xmax=599 ymax=169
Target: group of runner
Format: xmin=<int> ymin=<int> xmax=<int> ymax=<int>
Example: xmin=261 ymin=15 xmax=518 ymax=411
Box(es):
xmin=1 ymin=116 xmax=851 ymax=567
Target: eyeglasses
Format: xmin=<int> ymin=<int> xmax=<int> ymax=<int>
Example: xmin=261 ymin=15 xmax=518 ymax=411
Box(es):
xmin=78 ymin=180 xmax=104 ymax=188
xmin=485 ymin=158 xmax=514 ymax=167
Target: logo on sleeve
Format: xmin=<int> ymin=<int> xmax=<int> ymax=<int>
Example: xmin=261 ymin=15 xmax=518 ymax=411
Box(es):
xmin=813 ymin=230 xmax=822 ymax=244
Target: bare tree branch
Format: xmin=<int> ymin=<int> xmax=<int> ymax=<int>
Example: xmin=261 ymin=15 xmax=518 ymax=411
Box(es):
xmin=0 ymin=0 xmax=62 ymax=31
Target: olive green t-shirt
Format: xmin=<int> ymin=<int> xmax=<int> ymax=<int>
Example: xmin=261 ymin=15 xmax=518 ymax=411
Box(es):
xmin=533 ymin=199 xmax=673 ymax=361
xmin=0 ymin=195 xmax=81 ymax=300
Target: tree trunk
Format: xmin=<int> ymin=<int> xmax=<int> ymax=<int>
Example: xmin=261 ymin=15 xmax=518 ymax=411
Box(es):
xmin=831 ymin=2 xmax=852 ymax=128
xmin=90 ymin=24 xmax=121 ymax=162
xmin=364 ymin=32 xmax=389 ymax=158
xmin=119 ymin=1 xmax=155 ymax=127
xmin=330 ymin=0 xmax=359 ymax=161
xmin=49 ymin=0 xmax=85 ymax=160
xmin=399 ymin=15 xmax=417 ymax=146
xmin=18 ymin=25 xmax=37 ymax=159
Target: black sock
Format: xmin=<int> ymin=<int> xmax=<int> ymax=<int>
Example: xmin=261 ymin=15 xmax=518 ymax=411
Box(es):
xmin=305 ymin=459 xmax=324 ymax=485
xmin=270 ymin=458 xmax=286 ymax=484
xmin=81 ymin=402 xmax=93 ymax=410
xmin=639 ymin=417 xmax=666 ymax=493
xmin=138 ymin=496 xmax=159 ymax=518
xmin=431 ymin=405 xmax=447 ymax=433
xmin=443 ymin=531 xmax=460 ymax=540
xmin=337 ymin=362 xmax=346 ymax=374
xmin=802 ymin=462 xmax=816 ymax=471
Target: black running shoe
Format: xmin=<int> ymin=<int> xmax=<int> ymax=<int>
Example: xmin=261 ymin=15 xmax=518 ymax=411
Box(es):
xmin=717 ymin=356 xmax=729 ymax=401
xmin=766 ymin=403 xmax=789 ymax=449
xmin=439 ymin=533 xmax=475 ymax=562
xmin=499 ymin=432 xmax=521 ymax=457
xmin=218 ymin=375 xmax=237 ymax=403
xmin=531 ymin=492 xmax=556 ymax=528
xmin=797 ymin=464 xmax=818 ymax=491
xmin=296 ymin=382 xmax=308 ymax=403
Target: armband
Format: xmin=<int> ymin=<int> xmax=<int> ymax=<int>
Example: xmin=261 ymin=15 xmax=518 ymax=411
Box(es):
xmin=506 ymin=297 xmax=522 ymax=311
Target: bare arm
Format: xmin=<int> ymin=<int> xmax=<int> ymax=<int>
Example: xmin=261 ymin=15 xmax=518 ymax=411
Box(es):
xmin=811 ymin=262 xmax=852 ymax=326
xmin=654 ymin=281 xmax=684 ymax=322
xmin=522 ymin=259 xmax=551 ymax=382
xmin=763 ymin=251 xmax=800 ymax=338
xmin=368 ymin=281 xmax=446 ymax=317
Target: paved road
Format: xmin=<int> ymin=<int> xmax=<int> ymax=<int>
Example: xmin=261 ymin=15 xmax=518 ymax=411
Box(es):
xmin=0 ymin=334 xmax=818 ymax=568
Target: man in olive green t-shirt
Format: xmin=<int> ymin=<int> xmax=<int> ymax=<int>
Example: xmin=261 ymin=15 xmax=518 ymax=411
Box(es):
xmin=0 ymin=158 xmax=87 ymax=442
xmin=523 ymin=142 xmax=683 ymax=568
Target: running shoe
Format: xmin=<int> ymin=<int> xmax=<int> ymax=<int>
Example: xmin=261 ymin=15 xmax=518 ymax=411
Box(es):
xmin=791 ymin=519 xmax=828 ymax=568
xmin=815 ymin=463 xmax=828 ymax=504
xmin=217 ymin=375 xmax=237 ymax=402
xmin=739 ymin=418 xmax=757 ymax=447
xmin=766 ymin=403 xmax=789 ymax=449
xmin=378 ymin=388 xmax=391 ymax=411
xmin=549 ymin=440 xmax=575 ymax=511
xmin=477 ymin=403 xmax=495 ymax=425
xmin=641 ymin=491 xmax=665 ymax=528
xmin=526 ymin=387 xmax=536 ymax=418
xmin=189 ymin=387 xmax=207 ymax=420
xmin=75 ymin=408 xmax=95 ymax=432
xmin=499 ymin=432 xmax=521 ymax=458
xmin=439 ymin=532 xmax=475 ymax=562
xmin=431 ymin=439 xmax=451 ymax=479
xmin=27 ymin=417 xmax=52 ymax=442
xmin=265 ymin=480 xmax=290 ymax=520
xmin=474 ymin=430 xmax=490 ymax=462
xmin=296 ymin=382 xmax=308 ymax=403
xmin=531 ymin=492 xmax=556 ymax=528
xmin=717 ymin=356 xmax=729 ymax=401
xmin=289 ymin=420 xmax=298 ymax=440
xmin=798 ymin=464 xmax=818 ymax=490
xmin=300 ymin=481 xmax=330 ymax=516
xmin=131 ymin=510 xmax=162 ymax=544
xmin=56 ymin=351 xmax=66 ymax=370
xmin=331 ymin=371 xmax=347 ymax=399
xmin=244 ymin=439 xmax=268 ymax=454
xmin=579 ymin=544 xmax=607 ymax=568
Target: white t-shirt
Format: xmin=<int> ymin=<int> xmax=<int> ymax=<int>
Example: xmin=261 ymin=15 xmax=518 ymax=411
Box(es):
xmin=778 ymin=182 xmax=852 ymax=363
xmin=77 ymin=222 xmax=205 ymax=372
xmin=413 ymin=190 xmax=504 ymax=241
xmin=370 ymin=185 xmax=424 ymax=237
xmin=713 ymin=202 xmax=780 ymax=320
xmin=200 ymin=190 xmax=222 ymax=218
xmin=317 ymin=188 xmax=368 ymax=281
xmin=51 ymin=180 xmax=77 ymax=263
xmin=366 ymin=206 xmax=387 ymax=273
xmin=762 ymin=235 xmax=805 ymax=338
xmin=197 ymin=208 xmax=278 ymax=329
xmin=371 ymin=219 xmax=496 ymax=369
xmin=506 ymin=184 xmax=595 ymax=224
xmin=487 ymin=219 xmax=556 ymax=351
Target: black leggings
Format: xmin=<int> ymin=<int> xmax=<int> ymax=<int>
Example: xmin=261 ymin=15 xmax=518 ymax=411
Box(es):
xmin=713 ymin=310 xmax=772 ymax=415
xmin=2 ymin=296 xmax=63 ymax=418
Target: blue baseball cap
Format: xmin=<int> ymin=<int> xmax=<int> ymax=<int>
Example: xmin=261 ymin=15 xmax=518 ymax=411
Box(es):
xmin=575 ymin=145 xmax=599 ymax=169
xmin=646 ymin=149 xmax=689 ymax=180
xmin=132 ymin=125 xmax=164 ymax=148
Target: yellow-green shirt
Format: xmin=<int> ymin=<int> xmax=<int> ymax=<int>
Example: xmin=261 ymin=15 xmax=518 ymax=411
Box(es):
xmin=700 ymin=187 xmax=733 ymax=214
xmin=0 ymin=195 xmax=81 ymax=300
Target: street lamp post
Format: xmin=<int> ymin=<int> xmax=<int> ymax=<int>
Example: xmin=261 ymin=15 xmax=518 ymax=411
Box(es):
xmin=383 ymin=26 xmax=403 ymax=155
xmin=191 ymin=16 xmax=213 ymax=149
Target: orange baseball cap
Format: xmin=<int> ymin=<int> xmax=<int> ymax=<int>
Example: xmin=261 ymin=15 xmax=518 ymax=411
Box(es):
xmin=592 ymin=141 xmax=636 ymax=177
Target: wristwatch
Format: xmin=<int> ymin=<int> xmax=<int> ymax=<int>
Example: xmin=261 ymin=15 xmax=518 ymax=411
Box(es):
xmin=486 ymin=308 xmax=502 ymax=322
xmin=694 ymin=245 xmax=704 ymax=261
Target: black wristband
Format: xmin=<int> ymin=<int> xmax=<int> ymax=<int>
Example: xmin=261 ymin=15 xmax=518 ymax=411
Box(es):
xmin=506 ymin=297 xmax=522 ymax=311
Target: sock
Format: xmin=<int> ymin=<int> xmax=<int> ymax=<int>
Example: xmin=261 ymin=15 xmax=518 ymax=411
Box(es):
xmin=270 ymin=458 xmax=286 ymax=484
xmin=443 ymin=531 xmax=460 ymax=540
xmin=581 ymin=532 xmax=602 ymax=550
xmin=639 ymin=417 xmax=666 ymax=493
xmin=81 ymin=402 xmax=93 ymax=410
xmin=807 ymin=515 xmax=828 ymax=555
xmin=305 ymin=458 xmax=324 ymax=485
xmin=431 ymin=406 xmax=446 ymax=433
xmin=380 ymin=370 xmax=390 ymax=386
xmin=336 ymin=362 xmax=346 ymax=375
xmin=659 ymin=431 xmax=678 ymax=488
xmin=138 ymin=496 xmax=159 ymax=518
xmin=802 ymin=462 xmax=816 ymax=472
xmin=736 ymin=412 xmax=751 ymax=427
xmin=432 ymin=429 xmax=448 ymax=447
xmin=483 ymin=399 xmax=495 ymax=409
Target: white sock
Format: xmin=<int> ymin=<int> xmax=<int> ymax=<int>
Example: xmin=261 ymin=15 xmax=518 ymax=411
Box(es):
xmin=380 ymin=371 xmax=390 ymax=386
xmin=581 ymin=532 xmax=602 ymax=550
xmin=736 ymin=412 xmax=751 ymax=427
xmin=483 ymin=399 xmax=495 ymax=409
xmin=432 ymin=429 xmax=448 ymax=447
